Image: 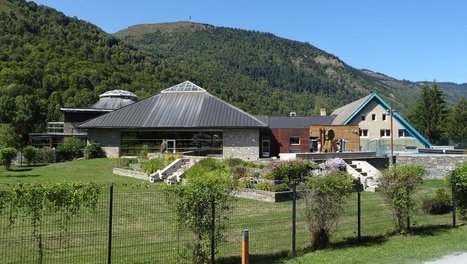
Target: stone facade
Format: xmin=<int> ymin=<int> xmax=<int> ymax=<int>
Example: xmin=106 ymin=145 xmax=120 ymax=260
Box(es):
xmin=223 ymin=129 xmax=260 ymax=160
xmin=396 ymin=155 xmax=467 ymax=179
xmin=87 ymin=129 xmax=121 ymax=158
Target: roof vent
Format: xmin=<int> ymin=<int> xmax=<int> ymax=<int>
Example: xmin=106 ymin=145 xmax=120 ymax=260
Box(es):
xmin=289 ymin=111 xmax=297 ymax=117
xmin=320 ymin=108 xmax=327 ymax=116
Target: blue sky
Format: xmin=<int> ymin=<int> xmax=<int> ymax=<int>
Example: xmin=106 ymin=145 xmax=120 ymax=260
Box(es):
xmin=32 ymin=0 xmax=467 ymax=84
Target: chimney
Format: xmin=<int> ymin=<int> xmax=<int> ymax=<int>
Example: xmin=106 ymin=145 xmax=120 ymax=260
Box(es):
xmin=289 ymin=111 xmax=297 ymax=117
xmin=320 ymin=108 xmax=327 ymax=116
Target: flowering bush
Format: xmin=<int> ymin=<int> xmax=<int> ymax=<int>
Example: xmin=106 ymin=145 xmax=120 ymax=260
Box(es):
xmin=266 ymin=159 xmax=315 ymax=184
xmin=311 ymin=158 xmax=347 ymax=176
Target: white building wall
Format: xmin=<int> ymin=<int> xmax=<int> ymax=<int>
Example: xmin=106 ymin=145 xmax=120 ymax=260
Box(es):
xmin=348 ymin=101 xmax=425 ymax=151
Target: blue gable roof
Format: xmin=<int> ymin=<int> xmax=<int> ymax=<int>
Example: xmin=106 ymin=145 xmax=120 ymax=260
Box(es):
xmin=343 ymin=93 xmax=432 ymax=148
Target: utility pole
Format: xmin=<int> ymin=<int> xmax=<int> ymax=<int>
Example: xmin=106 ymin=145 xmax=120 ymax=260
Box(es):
xmin=387 ymin=108 xmax=395 ymax=166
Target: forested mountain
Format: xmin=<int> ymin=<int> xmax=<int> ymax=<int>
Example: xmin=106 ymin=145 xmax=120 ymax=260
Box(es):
xmin=0 ymin=0 xmax=465 ymax=139
xmin=115 ymin=22 xmax=426 ymax=116
xmin=0 ymin=0 xmax=186 ymax=136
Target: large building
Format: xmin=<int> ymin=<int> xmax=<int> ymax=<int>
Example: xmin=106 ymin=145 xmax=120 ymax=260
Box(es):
xmin=331 ymin=93 xmax=431 ymax=154
xmin=29 ymin=90 xmax=138 ymax=147
xmin=72 ymin=81 xmax=431 ymax=159
xmin=79 ymin=81 xmax=268 ymax=160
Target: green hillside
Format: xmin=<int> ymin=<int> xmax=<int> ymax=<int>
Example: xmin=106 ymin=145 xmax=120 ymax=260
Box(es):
xmin=0 ymin=0 xmax=185 ymax=136
xmin=115 ymin=22 xmax=425 ymax=115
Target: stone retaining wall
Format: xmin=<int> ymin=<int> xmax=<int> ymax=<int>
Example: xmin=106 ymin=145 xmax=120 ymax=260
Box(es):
xmin=395 ymin=155 xmax=466 ymax=179
xmin=233 ymin=188 xmax=292 ymax=202
xmin=112 ymin=168 xmax=149 ymax=181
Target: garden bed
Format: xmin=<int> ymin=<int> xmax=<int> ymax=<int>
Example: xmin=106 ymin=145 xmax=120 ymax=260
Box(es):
xmin=112 ymin=168 xmax=149 ymax=180
xmin=233 ymin=188 xmax=293 ymax=202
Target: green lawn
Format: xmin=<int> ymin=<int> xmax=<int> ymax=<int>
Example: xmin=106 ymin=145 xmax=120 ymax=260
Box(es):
xmin=0 ymin=158 xmax=144 ymax=185
xmin=277 ymin=224 xmax=467 ymax=264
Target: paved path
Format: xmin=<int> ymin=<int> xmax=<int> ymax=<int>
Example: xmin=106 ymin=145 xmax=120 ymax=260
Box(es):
xmin=424 ymin=252 xmax=467 ymax=264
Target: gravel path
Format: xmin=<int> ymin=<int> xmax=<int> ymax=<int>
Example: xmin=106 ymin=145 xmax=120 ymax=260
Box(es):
xmin=424 ymin=252 xmax=467 ymax=264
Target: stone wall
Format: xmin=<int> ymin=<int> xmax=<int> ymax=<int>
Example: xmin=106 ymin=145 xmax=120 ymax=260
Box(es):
xmin=396 ymin=155 xmax=467 ymax=179
xmin=87 ymin=129 xmax=120 ymax=158
xmin=112 ymin=168 xmax=149 ymax=181
xmin=233 ymin=188 xmax=293 ymax=202
xmin=223 ymin=129 xmax=260 ymax=160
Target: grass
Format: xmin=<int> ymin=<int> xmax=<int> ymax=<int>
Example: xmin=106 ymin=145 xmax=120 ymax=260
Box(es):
xmin=276 ymin=225 xmax=467 ymax=264
xmin=0 ymin=159 xmax=463 ymax=263
xmin=0 ymin=158 xmax=145 ymax=185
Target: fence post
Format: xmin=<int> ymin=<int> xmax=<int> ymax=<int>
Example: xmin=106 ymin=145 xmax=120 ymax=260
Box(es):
xmin=292 ymin=183 xmax=297 ymax=255
xmin=242 ymin=229 xmax=249 ymax=264
xmin=107 ymin=183 xmax=114 ymax=264
xmin=38 ymin=234 xmax=43 ymax=264
xmin=451 ymin=170 xmax=456 ymax=227
xmin=357 ymin=177 xmax=361 ymax=243
xmin=211 ymin=199 xmax=215 ymax=264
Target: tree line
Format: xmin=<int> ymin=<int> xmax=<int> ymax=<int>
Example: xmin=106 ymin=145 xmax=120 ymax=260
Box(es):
xmin=408 ymin=83 xmax=466 ymax=147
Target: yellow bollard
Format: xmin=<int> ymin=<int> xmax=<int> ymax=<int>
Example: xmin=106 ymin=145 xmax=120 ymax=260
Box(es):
xmin=242 ymin=229 xmax=249 ymax=264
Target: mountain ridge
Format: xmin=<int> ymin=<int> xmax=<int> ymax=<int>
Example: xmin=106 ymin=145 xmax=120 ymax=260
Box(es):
xmin=116 ymin=21 xmax=466 ymax=107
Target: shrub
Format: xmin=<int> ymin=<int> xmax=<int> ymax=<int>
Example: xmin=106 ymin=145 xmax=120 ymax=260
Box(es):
xmin=300 ymin=171 xmax=353 ymax=249
xmin=166 ymin=170 xmax=236 ymax=263
xmin=421 ymin=188 xmax=452 ymax=215
xmin=238 ymin=177 xmax=255 ymax=189
xmin=23 ymin=146 xmax=39 ymax=166
xmin=0 ymin=147 xmax=17 ymax=170
xmin=257 ymin=179 xmax=273 ymax=191
xmin=184 ymin=158 xmax=228 ymax=180
xmin=226 ymin=158 xmax=243 ymax=167
xmin=163 ymin=152 xmax=182 ymax=163
xmin=449 ymin=162 xmax=467 ymax=219
xmin=84 ymin=142 xmax=104 ymax=159
xmin=40 ymin=147 xmax=55 ymax=163
xmin=117 ymin=158 xmax=138 ymax=169
xmin=56 ymin=137 xmax=83 ymax=162
xmin=142 ymin=158 xmax=166 ymax=174
xmin=139 ymin=144 xmax=151 ymax=159
xmin=268 ymin=159 xmax=314 ymax=185
xmin=379 ymin=165 xmax=425 ymax=233
xmin=232 ymin=166 xmax=247 ymax=179
xmin=311 ymin=158 xmax=347 ymax=176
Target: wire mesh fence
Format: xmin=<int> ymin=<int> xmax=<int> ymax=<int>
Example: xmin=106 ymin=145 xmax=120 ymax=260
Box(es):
xmin=0 ymin=182 xmax=462 ymax=264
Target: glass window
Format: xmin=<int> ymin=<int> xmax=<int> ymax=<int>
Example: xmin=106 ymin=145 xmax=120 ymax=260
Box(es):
xmin=120 ymin=130 xmax=223 ymax=156
xmin=398 ymin=129 xmax=412 ymax=138
xmin=372 ymin=114 xmax=376 ymax=121
xmin=380 ymin=129 xmax=391 ymax=137
xmin=359 ymin=129 xmax=368 ymax=137
xmin=361 ymin=115 xmax=366 ymax=121
xmin=382 ymin=114 xmax=387 ymax=121
xmin=289 ymin=136 xmax=300 ymax=145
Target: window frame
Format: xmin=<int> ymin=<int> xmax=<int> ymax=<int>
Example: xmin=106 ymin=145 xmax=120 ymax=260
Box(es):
xmin=398 ymin=129 xmax=412 ymax=138
xmin=289 ymin=136 xmax=300 ymax=145
xmin=380 ymin=129 xmax=391 ymax=138
xmin=359 ymin=129 xmax=369 ymax=138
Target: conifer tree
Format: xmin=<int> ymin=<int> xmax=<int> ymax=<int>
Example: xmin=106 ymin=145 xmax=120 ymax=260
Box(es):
xmin=408 ymin=83 xmax=448 ymax=144
xmin=446 ymin=97 xmax=467 ymax=146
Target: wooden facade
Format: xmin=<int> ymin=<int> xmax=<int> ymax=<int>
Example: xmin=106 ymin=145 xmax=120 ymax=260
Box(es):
xmin=269 ymin=128 xmax=311 ymax=156
xmin=309 ymin=125 xmax=360 ymax=152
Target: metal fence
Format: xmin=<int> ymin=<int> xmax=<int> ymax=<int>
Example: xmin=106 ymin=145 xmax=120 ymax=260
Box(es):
xmin=0 ymin=180 xmax=462 ymax=264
